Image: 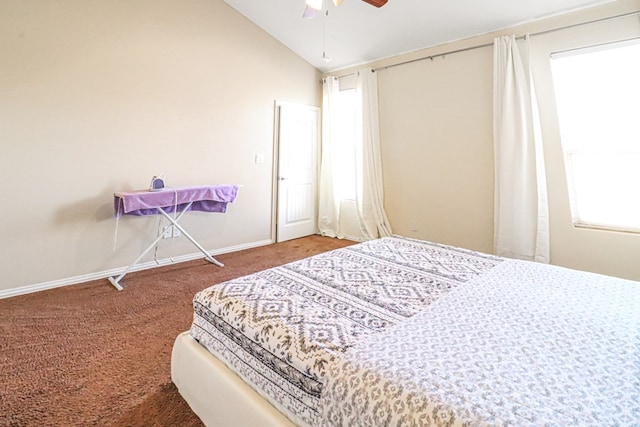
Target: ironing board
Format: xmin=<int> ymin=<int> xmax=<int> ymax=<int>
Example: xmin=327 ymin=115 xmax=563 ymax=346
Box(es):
xmin=108 ymin=185 xmax=239 ymax=290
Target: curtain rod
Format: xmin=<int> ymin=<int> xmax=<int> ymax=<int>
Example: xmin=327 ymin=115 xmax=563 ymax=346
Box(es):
xmin=328 ymin=9 xmax=639 ymax=79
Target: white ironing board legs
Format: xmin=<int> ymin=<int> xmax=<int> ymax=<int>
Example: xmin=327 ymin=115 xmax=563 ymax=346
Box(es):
xmin=157 ymin=206 xmax=224 ymax=268
xmin=108 ymin=202 xmax=223 ymax=291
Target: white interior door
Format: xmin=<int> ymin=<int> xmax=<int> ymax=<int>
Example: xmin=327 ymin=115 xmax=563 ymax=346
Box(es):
xmin=276 ymin=102 xmax=319 ymax=242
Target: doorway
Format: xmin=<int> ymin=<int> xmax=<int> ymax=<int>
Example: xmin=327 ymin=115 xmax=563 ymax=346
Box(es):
xmin=274 ymin=101 xmax=320 ymax=242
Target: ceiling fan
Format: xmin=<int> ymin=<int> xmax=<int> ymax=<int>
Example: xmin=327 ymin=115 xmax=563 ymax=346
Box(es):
xmin=303 ymin=0 xmax=388 ymax=19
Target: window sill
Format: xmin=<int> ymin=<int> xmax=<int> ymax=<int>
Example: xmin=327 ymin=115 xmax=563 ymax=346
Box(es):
xmin=573 ymin=222 xmax=640 ymax=235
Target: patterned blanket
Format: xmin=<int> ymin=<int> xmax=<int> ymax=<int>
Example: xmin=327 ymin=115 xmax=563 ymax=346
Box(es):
xmin=190 ymin=236 xmax=500 ymax=426
xmin=320 ymin=259 xmax=640 ymax=426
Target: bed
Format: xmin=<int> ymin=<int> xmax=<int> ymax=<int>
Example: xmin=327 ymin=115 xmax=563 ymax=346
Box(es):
xmin=171 ymin=235 xmax=640 ymax=426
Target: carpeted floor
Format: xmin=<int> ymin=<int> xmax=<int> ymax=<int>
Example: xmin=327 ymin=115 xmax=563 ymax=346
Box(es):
xmin=0 ymin=235 xmax=355 ymax=427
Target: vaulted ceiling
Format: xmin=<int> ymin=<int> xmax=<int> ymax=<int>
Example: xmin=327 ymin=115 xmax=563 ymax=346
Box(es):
xmin=224 ymin=0 xmax=618 ymax=72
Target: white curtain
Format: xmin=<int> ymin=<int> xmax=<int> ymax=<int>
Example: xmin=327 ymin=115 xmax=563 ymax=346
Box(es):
xmin=318 ymin=76 xmax=340 ymax=237
xmin=493 ymin=35 xmax=550 ymax=263
xmin=355 ymin=69 xmax=392 ymax=239
xmin=318 ymin=69 xmax=392 ymax=240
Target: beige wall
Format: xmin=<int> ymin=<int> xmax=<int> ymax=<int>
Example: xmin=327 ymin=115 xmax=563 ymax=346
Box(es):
xmin=0 ymin=0 xmax=321 ymax=294
xmin=333 ymin=0 xmax=640 ymax=280
xmin=378 ymin=47 xmax=495 ymax=254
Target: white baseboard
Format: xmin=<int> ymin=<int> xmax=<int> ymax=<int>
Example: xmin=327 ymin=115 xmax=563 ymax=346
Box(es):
xmin=0 ymin=239 xmax=273 ymax=300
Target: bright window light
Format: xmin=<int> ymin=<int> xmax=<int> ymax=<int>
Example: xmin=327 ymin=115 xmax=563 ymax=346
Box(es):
xmin=331 ymin=88 xmax=357 ymax=201
xmin=551 ymin=39 xmax=640 ymax=232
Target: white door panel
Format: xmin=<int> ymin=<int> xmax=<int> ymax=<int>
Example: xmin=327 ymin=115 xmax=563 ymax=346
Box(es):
xmin=276 ymin=103 xmax=319 ymax=242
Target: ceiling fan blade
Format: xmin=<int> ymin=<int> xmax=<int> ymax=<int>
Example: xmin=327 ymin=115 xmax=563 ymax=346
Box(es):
xmin=362 ymin=0 xmax=388 ymax=7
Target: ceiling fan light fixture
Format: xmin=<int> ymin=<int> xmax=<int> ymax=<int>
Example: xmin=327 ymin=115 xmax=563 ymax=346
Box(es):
xmin=332 ymin=0 xmax=344 ymax=6
xmin=302 ymin=5 xmax=319 ymax=19
xmin=303 ymin=0 xmax=323 ymax=19
xmin=305 ymin=0 xmax=323 ymax=10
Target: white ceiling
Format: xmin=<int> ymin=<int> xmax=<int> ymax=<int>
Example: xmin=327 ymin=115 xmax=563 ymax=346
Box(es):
xmin=224 ymin=0 xmax=616 ymax=73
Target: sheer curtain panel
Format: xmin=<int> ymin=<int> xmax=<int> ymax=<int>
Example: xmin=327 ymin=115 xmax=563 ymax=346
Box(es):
xmin=493 ymin=35 xmax=550 ymax=263
xmin=318 ymin=77 xmax=340 ymax=237
xmin=355 ymin=69 xmax=393 ymax=239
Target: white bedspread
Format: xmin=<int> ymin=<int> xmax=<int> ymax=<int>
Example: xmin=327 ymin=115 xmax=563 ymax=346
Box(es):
xmin=321 ymin=259 xmax=640 ymax=426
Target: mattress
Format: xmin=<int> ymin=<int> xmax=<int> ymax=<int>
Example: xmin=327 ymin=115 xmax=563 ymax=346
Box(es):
xmin=189 ymin=236 xmax=501 ymax=426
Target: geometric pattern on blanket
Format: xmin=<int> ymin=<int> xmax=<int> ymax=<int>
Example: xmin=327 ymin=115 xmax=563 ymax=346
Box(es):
xmin=321 ymin=259 xmax=640 ymax=426
xmin=190 ymin=236 xmax=501 ymax=426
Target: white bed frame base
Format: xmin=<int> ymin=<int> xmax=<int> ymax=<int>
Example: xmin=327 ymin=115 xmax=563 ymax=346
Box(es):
xmin=171 ymin=331 xmax=297 ymax=427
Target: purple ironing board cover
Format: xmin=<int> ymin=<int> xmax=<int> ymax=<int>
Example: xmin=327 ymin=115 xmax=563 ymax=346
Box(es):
xmin=113 ymin=185 xmax=239 ymax=217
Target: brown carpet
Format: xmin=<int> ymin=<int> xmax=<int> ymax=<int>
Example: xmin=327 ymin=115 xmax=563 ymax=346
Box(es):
xmin=0 ymin=235 xmax=355 ymax=427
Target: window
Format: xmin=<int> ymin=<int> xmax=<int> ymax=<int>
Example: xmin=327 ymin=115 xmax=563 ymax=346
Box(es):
xmin=330 ymin=87 xmax=357 ymax=201
xmin=551 ymin=39 xmax=640 ymax=232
